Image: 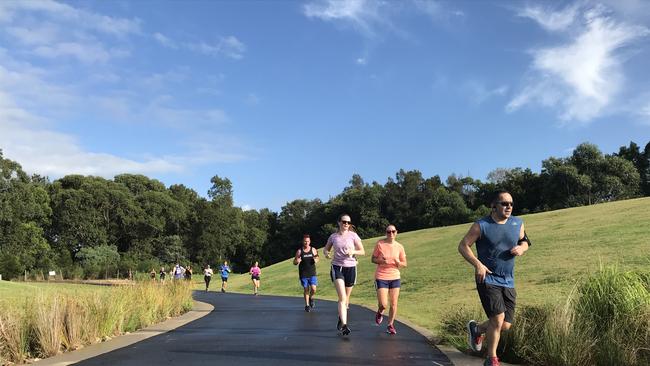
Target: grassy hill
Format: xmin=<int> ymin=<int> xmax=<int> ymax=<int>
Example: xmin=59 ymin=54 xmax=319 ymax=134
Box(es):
xmin=203 ymin=197 xmax=650 ymax=334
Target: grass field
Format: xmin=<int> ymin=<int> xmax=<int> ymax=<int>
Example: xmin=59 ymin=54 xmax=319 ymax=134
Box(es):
xmin=0 ymin=281 xmax=113 ymax=304
xmin=212 ymin=197 xmax=650 ymax=335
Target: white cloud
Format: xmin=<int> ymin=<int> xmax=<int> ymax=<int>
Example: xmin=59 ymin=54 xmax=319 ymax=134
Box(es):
xmin=355 ymin=57 xmax=367 ymax=65
xmin=153 ymin=32 xmax=177 ymax=49
xmin=0 ymin=0 xmax=141 ymax=37
xmin=303 ymin=0 xmax=386 ymax=37
xmin=461 ymin=80 xmax=508 ymax=105
xmin=508 ymin=5 xmax=649 ymax=123
xmin=0 ymin=93 xmax=182 ymax=178
xmin=189 ymin=36 xmax=246 ymax=59
xmin=517 ymin=3 xmax=579 ymax=32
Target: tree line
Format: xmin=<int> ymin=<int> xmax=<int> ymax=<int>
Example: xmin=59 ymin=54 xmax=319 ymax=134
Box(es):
xmin=0 ymin=141 xmax=648 ymax=280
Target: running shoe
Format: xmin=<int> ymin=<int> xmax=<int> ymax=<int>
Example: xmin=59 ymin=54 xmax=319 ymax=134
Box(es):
xmin=483 ymin=357 xmax=500 ymax=366
xmin=386 ymin=324 xmax=397 ymax=335
xmin=305 ymin=305 xmax=311 ymax=312
xmin=337 ymin=317 xmax=343 ymax=331
xmin=467 ymin=320 xmax=483 ymax=352
xmin=341 ymin=324 xmax=351 ymax=336
xmin=309 ymin=297 xmax=315 ymax=308
xmin=221 ymin=288 xmax=225 ymax=293
xmin=375 ymin=310 xmax=383 ymax=325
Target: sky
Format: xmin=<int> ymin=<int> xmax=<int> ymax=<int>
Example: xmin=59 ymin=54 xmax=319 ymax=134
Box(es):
xmin=1 ymin=0 xmax=649 ymax=212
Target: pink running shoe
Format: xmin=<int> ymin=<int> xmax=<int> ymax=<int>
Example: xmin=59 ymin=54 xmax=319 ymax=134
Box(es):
xmin=386 ymin=324 xmax=397 ymax=335
xmin=375 ymin=310 xmax=383 ymax=325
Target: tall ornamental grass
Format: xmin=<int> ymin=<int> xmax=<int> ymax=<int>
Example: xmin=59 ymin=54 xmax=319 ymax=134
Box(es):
xmin=441 ymin=266 xmax=650 ymax=366
xmin=0 ymin=281 xmax=193 ymax=364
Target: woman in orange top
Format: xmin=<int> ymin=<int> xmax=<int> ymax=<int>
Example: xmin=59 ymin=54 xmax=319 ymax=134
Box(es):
xmin=371 ymin=224 xmax=407 ymax=335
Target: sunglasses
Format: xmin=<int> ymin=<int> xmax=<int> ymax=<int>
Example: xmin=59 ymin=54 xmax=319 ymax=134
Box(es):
xmin=340 ymin=220 xmax=351 ymax=224
xmin=386 ymin=230 xmax=396 ymax=234
xmin=497 ymin=201 xmax=514 ymax=207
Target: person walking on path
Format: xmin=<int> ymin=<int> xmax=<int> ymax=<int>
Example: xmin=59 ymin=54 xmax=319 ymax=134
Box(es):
xmin=323 ymin=213 xmax=365 ymax=336
xmin=371 ymin=224 xmax=407 ymax=335
xmin=250 ymin=261 xmax=262 ymax=295
xmin=220 ymin=261 xmax=231 ymax=293
xmin=203 ymin=265 xmax=213 ymax=291
xmin=293 ymin=234 xmax=319 ymax=312
xmin=458 ymin=189 xmax=531 ymax=366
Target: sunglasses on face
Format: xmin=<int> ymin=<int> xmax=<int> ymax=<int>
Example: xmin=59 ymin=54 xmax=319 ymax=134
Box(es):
xmin=340 ymin=220 xmax=351 ymax=224
xmin=386 ymin=230 xmax=396 ymax=234
xmin=497 ymin=201 xmax=514 ymax=207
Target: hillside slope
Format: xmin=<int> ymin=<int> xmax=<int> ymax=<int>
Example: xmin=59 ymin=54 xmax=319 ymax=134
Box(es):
xmin=221 ymin=197 xmax=650 ymax=332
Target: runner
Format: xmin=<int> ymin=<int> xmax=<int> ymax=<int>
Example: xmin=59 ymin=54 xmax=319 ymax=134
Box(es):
xmin=371 ymin=224 xmax=407 ymax=335
xmin=150 ymin=268 xmax=156 ymax=281
xmin=458 ymin=189 xmax=531 ymax=366
xmin=323 ymin=213 xmax=365 ymax=336
xmin=172 ymin=263 xmax=185 ymax=280
xmin=159 ymin=266 xmax=166 ymax=283
xmin=184 ymin=265 xmax=193 ymax=281
xmin=204 ymin=264 xmax=213 ymax=292
xmin=293 ymin=234 xmax=319 ymax=312
xmin=220 ymin=261 xmax=231 ymax=293
xmin=249 ymin=261 xmax=261 ymax=295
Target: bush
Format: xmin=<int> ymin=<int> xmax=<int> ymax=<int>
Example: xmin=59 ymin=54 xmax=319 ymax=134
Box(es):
xmin=440 ymin=267 xmax=650 ymax=366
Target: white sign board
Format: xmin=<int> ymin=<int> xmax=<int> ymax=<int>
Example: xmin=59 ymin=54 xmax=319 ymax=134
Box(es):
xmin=49 ymin=271 xmax=56 ymax=276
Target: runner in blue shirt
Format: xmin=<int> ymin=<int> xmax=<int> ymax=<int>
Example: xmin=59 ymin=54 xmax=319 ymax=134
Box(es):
xmin=458 ymin=190 xmax=531 ymax=366
xmin=220 ymin=261 xmax=231 ymax=293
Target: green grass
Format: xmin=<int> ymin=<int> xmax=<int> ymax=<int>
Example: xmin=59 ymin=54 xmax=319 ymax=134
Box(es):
xmin=215 ymin=197 xmax=650 ymax=335
xmin=0 ymin=281 xmax=111 ymax=303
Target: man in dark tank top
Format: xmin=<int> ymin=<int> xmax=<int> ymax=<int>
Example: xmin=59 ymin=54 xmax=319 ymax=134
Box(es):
xmin=293 ymin=234 xmax=319 ymax=312
xmin=458 ymin=190 xmax=532 ymax=366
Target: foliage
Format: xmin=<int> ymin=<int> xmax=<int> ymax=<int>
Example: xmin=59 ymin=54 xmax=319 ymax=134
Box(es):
xmin=1 ymin=139 xmax=649 ymax=278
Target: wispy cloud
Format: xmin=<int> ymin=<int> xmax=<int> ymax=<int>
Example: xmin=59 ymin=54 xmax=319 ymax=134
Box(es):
xmin=188 ymin=36 xmax=246 ymax=60
xmin=461 ymin=80 xmax=508 ymax=105
xmin=508 ymin=4 xmax=649 ymax=123
xmin=516 ymin=3 xmax=579 ymax=32
xmin=153 ymin=32 xmax=177 ymax=49
xmin=303 ymin=0 xmax=388 ymax=37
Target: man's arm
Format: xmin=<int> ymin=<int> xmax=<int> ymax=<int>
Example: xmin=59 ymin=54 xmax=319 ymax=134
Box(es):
xmin=458 ymin=222 xmax=492 ymax=283
xmin=293 ymin=249 xmax=301 ymax=265
xmin=510 ymin=223 xmax=530 ymax=256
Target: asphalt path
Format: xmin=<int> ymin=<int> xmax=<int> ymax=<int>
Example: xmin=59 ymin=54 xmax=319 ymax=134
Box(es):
xmin=75 ymin=290 xmax=453 ymax=366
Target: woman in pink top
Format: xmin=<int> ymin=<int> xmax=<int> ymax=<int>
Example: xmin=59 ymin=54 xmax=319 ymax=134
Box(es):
xmin=249 ymin=261 xmax=262 ymax=295
xmin=371 ymin=224 xmax=407 ymax=335
xmin=323 ymin=213 xmax=365 ymax=336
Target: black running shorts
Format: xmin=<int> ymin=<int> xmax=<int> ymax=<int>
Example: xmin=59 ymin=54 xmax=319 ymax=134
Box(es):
xmin=476 ymin=282 xmax=516 ymax=323
xmin=330 ymin=265 xmax=356 ymax=287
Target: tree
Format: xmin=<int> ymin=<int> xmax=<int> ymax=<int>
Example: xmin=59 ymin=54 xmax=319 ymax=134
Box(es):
xmin=76 ymin=245 xmax=120 ymax=279
xmin=208 ymin=175 xmax=233 ymax=207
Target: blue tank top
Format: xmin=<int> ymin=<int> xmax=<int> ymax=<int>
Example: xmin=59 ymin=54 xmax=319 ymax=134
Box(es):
xmin=476 ymin=215 xmax=522 ymax=288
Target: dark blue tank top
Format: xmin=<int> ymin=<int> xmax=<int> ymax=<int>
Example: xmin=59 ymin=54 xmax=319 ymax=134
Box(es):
xmin=476 ymin=215 xmax=522 ymax=288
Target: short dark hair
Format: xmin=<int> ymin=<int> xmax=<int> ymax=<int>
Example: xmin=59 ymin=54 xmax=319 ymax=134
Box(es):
xmin=490 ymin=189 xmax=511 ymax=205
xmin=303 ymin=234 xmax=310 ymax=238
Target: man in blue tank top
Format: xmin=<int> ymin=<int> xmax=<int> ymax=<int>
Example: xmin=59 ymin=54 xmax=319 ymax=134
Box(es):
xmin=458 ymin=190 xmax=531 ymax=366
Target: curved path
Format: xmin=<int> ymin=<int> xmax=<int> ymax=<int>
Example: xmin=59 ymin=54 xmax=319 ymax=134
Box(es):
xmin=73 ymin=291 xmax=452 ymax=366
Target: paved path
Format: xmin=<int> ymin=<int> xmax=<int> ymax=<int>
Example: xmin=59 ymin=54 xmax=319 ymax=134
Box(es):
xmin=72 ymin=291 xmax=453 ymax=366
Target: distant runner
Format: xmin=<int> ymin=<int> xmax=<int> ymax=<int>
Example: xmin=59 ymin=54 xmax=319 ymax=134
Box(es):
xmin=323 ymin=213 xmax=365 ymax=336
xmin=184 ymin=265 xmax=193 ymax=281
xmin=173 ymin=263 xmax=185 ymax=280
xmin=204 ymin=264 xmax=213 ymax=292
xmin=293 ymin=234 xmax=319 ymax=312
xmin=220 ymin=261 xmax=231 ymax=293
xmin=458 ymin=189 xmax=531 ymax=366
xmin=371 ymin=224 xmax=407 ymax=335
xmin=159 ymin=267 xmax=166 ymax=283
xmin=250 ymin=261 xmax=262 ymax=295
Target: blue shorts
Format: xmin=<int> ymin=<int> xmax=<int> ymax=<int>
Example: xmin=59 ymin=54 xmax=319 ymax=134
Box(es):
xmin=375 ymin=279 xmax=401 ymax=289
xmin=300 ymin=276 xmax=318 ymax=288
xmin=330 ymin=265 xmax=357 ymax=287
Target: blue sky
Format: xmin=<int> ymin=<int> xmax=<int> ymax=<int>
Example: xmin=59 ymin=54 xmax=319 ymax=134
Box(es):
xmin=1 ymin=0 xmax=649 ymax=211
